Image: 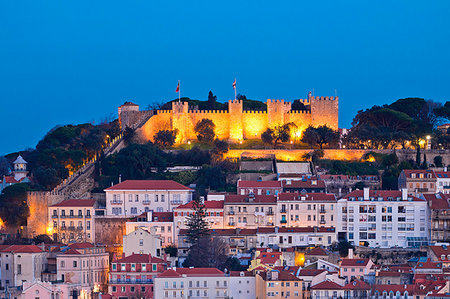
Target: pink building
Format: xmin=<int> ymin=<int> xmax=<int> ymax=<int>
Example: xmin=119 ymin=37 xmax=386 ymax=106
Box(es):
xmin=109 ymin=253 xmax=167 ymax=298
xmin=237 ymin=180 xmax=282 ymax=196
xmin=339 ymin=258 xmax=374 ymax=282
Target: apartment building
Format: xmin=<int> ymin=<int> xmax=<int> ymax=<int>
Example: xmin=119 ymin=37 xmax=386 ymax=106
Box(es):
xmin=0 ymin=245 xmax=46 ymax=289
xmin=154 ymin=268 xmax=255 ymax=299
xmin=277 ymin=193 xmax=337 ymax=227
xmin=256 ymin=227 xmax=337 ymax=248
xmin=109 ymin=253 xmax=167 ymax=298
xmin=224 ymin=194 xmax=277 ymax=228
xmin=435 ymin=170 xmax=450 ymax=194
xmin=339 ymin=258 xmax=374 ymax=282
xmin=237 ymin=180 xmax=282 ymax=195
xmin=56 ymin=243 xmax=109 ymax=292
xmin=422 ymin=193 xmax=450 ymax=243
xmin=256 ymin=270 xmax=302 ymax=299
xmin=126 ymin=211 xmax=175 ymax=247
xmin=281 ymin=177 xmax=326 ymax=193
xmin=48 ymin=199 xmax=96 ymax=243
xmin=123 ymin=227 xmax=162 ymax=257
xmin=398 ymin=169 xmax=437 ymax=196
xmin=174 ymin=200 xmax=224 ymax=230
xmin=337 ymin=188 xmax=429 ymax=248
xmin=105 ymin=180 xmax=193 ymax=216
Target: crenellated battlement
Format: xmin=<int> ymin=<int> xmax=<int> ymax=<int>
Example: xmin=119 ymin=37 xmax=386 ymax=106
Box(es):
xmin=243 ymin=110 xmax=267 ymax=114
xmin=312 ymin=96 xmax=338 ymax=101
xmin=229 ymin=99 xmax=242 ymax=104
xmin=288 ymin=110 xmax=311 ymax=114
xmin=188 ymin=110 xmax=228 ymax=114
xmin=158 ymin=110 xmax=172 ymax=114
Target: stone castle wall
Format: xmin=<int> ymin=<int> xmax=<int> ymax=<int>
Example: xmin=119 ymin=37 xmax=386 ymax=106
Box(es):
xmin=26 ymin=191 xmax=65 ymax=238
xmin=136 ymin=96 xmax=339 ymax=143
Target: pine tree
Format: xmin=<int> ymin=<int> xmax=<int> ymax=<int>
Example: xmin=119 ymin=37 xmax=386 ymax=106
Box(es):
xmin=185 ymin=198 xmax=210 ymax=246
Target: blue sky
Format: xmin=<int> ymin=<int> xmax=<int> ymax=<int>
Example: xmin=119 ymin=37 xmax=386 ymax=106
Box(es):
xmin=1 ymin=1 xmax=449 ymax=155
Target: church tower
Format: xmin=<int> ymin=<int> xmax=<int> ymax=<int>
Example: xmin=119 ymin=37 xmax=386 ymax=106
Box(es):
xmin=13 ymin=155 xmax=28 ymax=181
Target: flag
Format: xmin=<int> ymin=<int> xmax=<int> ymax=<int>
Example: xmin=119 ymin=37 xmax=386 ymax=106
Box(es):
xmin=232 ymin=79 xmax=236 ymax=89
xmin=175 ymin=81 xmax=180 ymax=93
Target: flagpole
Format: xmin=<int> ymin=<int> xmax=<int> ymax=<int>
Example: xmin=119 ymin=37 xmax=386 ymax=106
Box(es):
xmin=178 ymin=80 xmax=181 ymax=102
xmin=234 ymin=78 xmax=237 ymax=100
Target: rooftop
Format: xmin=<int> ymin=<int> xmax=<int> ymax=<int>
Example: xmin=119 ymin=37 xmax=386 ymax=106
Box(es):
xmin=175 ymin=200 xmax=224 ymax=210
xmin=105 ymin=180 xmax=192 ymax=191
xmin=50 ymin=199 xmax=96 ymax=208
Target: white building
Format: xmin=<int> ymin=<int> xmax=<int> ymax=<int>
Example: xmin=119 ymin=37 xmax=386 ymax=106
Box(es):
xmin=48 ymin=199 xmax=97 ymax=244
xmin=126 ymin=211 xmax=175 ymax=247
xmin=337 ymin=188 xmax=429 ymax=248
xmin=123 ymin=227 xmax=163 ymax=257
xmin=256 ymin=227 xmax=337 ymax=248
xmin=0 ymin=245 xmax=47 ymax=289
xmin=435 ymin=170 xmax=450 ymax=194
xmin=154 ymin=268 xmax=256 ymax=299
xmin=105 ymin=180 xmax=193 ymax=216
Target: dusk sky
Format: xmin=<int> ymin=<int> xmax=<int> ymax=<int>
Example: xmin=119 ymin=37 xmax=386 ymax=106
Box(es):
xmin=1 ymin=1 xmax=449 ymax=155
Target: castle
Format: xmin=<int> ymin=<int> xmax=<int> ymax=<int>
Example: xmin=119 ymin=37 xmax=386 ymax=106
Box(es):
xmin=119 ymin=96 xmax=338 ymax=143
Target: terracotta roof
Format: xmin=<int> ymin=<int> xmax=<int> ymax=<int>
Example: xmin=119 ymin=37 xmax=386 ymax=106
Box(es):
xmin=174 ymin=268 xmax=224 ymax=277
xmin=152 ymin=212 xmax=173 ymax=222
xmin=281 ymin=179 xmax=326 ymax=189
xmin=402 ymin=169 xmax=436 ymax=177
xmin=311 ymin=280 xmax=343 ymax=290
xmin=114 ymin=253 xmax=164 ymax=264
xmin=278 ymin=193 xmax=336 ymax=202
xmin=434 ymin=171 xmax=450 ymax=178
xmin=342 ymin=190 xmax=423 ymax=202
xmin=179 ymin=228 xmax=257 ymax=236
xmin=229 ymin=271 xmax=254 ymax=277
xmin=50 ymin=199 xmax=96 ymax=208
xmin=158 ymin=269 xmax=182 ymax=278
xmin=423 ymin=194 xmax=450 ymax=210
xmin=105 ymin=180 xmax=192 ymax=191
xmin=343 ymin=279 xmax=370 ymax=290
xmin=237 ymin=181 xmax=282 ymax=188
xmin=378 ymin=270 xmax=403 ymax=277
xmin=297 ymin=269 xmax=327 ymax=277
xmin=430 ymin=245 xmax=450 ymax=260
xmin=224 ymin=194 xmax=277 ymax=204
xmin=307 ymin=247 xmax=328 ymax=256
xmin=175 ymin=201 xmax=224 ymax=210
xmin=415 ymin=258 xmax=442 ymax=269
xmin=0 ymin=245 xmax=43 ymax=253
xmin=341 ymin=258 xmax=371 ymax=267
xmin=63 ymin=248 xmax=81 ymax=255
xmin=257 ymin=227 xmax=336 ymax=234
xmin=68 ymin=242 xmax=95 ymax=249
xmin=258 ymin=270 xmax=301 ymax=281
xmin=120 ymin=101 xmax=138 ymax=107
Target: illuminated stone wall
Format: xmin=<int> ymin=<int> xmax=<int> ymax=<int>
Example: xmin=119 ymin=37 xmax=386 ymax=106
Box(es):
xmin=137 ymin=96 xmax=339 ymax=143
xmin=26 ymin=191 xmax=64 ymax=238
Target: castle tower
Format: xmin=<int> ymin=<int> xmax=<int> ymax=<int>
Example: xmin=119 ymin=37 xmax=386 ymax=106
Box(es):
xmin=13 ymin=155 xmax=28 ymax=181
xmin=172 ymin=101 xmax=190 ymax=142
xmin=310 ymin=96 xmax=339 ymax=130
xmin=118 ymin=102 xmax=139 ymax=130
xmin=267 ymin=99 xmax=292 ymax=127
xmin=228 ymin=99 xmax=243 ymax=141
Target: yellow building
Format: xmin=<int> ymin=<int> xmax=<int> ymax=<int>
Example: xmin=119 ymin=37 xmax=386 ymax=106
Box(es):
xmin=256 ymin=270 xmax=302 ymax=299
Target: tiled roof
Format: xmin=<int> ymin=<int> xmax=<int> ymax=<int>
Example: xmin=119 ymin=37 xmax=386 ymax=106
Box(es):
xmin=278 ymin=193 xmax=336 ymax=202
xmin=311 ymin=280 xmax=343 ymax=290
xmin=0 ymin=245 xmax=43 ymax=253
xmin=179 ymin=228 xmax=257 ymax=236
xmin=237 ymin=181 xmax=282 ymax=188
xmin=257 ymin=227 xmax=336 ymax=234
xmin=114 ymin=253 xmax=164 ymax=264
xmin=423 ymin=194 xmax=450 ymax=210
xmin=415 ymin=258 xmax=442 ymax=269
xmin=372 ymin=284 xmax=415 ymax=294
xmin=105 ymin=180 xmax=192 ymax=191
xmin=341 ymin=258 xmax=370 ymax=267
xmin=224 ymin=194 xmax=277 ymax=203
xmin=68 ymin=243 xmax=95 ymax=249
xmin=342 ymin=190 xmax=423 ymax=202
xmin=297 ymin=269 xmax=327 ymax=276
xmin=63 ymin=248 xmax=81 ymax=255
xmin=175 ymin=201 xmax=224 ymax=210
xmin=152 ymin=212 xmax=173 ymax=222
xmin=402 ymin=169 xmax=436 ymax=177
xmin=429 ymin=245 xmax=450 ymax=260
xmin=158 ymin=269 xmax=181 ymax=278
xmin=378 ymin=270 xmax=403 ymax=277
xmin=174 ymin=268 xmax=224 ymax=277
xmin=50 ymin=199 xmax=96 ymax=208
xmin=434 ymin=171 xmax=450 ymax=178
xmin=281 ymin=179 xmax=326 ymax=189
xmin=307 ymin=247 xmax=328 ymax=256
xmin=343 ymin=279 xmax=370 ymax=290
xmin=229 ymin=271 xmax=254 ymax=277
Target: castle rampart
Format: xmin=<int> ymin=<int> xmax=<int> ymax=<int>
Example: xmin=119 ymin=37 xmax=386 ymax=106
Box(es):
xmin=130 ymin=95 xmax=338 ymax=143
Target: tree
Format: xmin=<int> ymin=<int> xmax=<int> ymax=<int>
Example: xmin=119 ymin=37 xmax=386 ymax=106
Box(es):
xmin=301 ymin=126 xmax=319 ymax=148
xmin=185 ymin=199 xmax=210 ymax=246
xmin=0 ymin=183 xmax=30 ymax=228
xmin=301 ymin=125 xmax=339 ymax=149
xmin=261 ymin=129 xmax=274 ymax=146
xmin=153 ymin=129 xmax=178 ymax=148
xmin=434 ymin=156 xmax=443 ymax=167
xmin=273 ymin=124 xmax=292 ymax=145
xmin=194 ymin=119 xmax=216 ymax=143
xmin=207 ymin=91 xmax=217 ymax=110
xmin=211 ymin=139 xmax=229 ymax=162
xmin=0 ymin=156 xmax=10 ymax=177
xmin=291 ymin=100 xmax=307 ymax=111
xmin=164 ymin=244 xmax=177 ymax=257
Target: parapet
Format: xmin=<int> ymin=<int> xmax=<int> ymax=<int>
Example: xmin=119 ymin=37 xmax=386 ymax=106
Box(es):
xmin=229 ymin=99 xmax=243 ymax=105
xmin=311 ymin=96 xmax=338 ymax=101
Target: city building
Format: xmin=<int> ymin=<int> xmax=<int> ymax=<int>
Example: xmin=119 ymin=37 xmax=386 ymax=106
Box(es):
xmin=320 ymin=174 xmax=382 ymax=196
xmin=310 ymin=280 xmax=345 ymax=299
xmin=109 ymin=253 xmax=167 ymax=298
xmin=398 ymin=169 xmax=437 ymax=196
xmin=153 ymin=268 xmax=256 ymax=299
xmin=428 ymin=245 xmax=450 ymax=267
xmin=0 ymin=245 xmax=47 ymax=289
xmin=223 ymin=194 xmax=277 ymax=228
xmin=0 ymin=155 xmax=30 ymax=193
xmin=174 ymin=200 xmax=224 ymax=231
xmin=256 ymin=269 xmax=302 ymax=299
xmin=339 ymin=258 xmax=374 ymax=282
xmin=48 ymin=199 xmax=97 ymax=244
xmin=237 ymin=180 xmax=282 ymax=195
xmin=337 ymin=188 xmax=429 ymax=248
xmin=105 ymin=180 xmax=193 ymax=216
xmin=434 ymin=170 xmax=450 ymax=194
xmin=123 ymin=227 xmax=162 ymax=257
xmin=126 ymin=211 xmax=175 ymax=247
xmin=422 ymin=193 xmax=450 ymax=243
xmin=281 ymin=177 xmax=326 ymax=193
xmin=342 ymin=279 xmax=371 ymax=299
xmin=55 ymin=243 xmax=109 ymax=292
xmin=256 ymin=227 xmax=337 ymax=248
xmin=277 ymin=193 xmax=337 ymax=227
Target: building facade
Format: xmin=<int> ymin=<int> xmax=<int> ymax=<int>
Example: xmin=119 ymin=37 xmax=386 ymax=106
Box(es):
xmin=398 ymin=170 xmax=437 ymax=196
xmin=126 ymin=211 xmax=175 ymax=247
xmin=123 ymin=227 xmax=163 ymax=257
xmin=224 ymin=194 xmax=278 ymax=228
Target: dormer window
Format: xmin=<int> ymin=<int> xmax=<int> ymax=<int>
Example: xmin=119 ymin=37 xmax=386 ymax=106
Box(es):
xmin=411 ymin=173 xmax=416 ymax=178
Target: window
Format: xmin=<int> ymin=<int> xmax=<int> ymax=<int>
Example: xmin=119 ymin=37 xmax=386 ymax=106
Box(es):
xmin=121 ymin=264 xmax=126 ymax=271
xmin=87 ymin=221 xmax=91 ymax=230
xmin=135 ymin=195 xmax=139 ymax=202
xmin=131 ymin=264 xmax=136 ymax=271
xmin=155 ymin=195 xmax=159 ymax=202
xmin=17 ymin=264 xmax=21 ymax=274
xmin=161 ymin=195 xmax=165 ymax=202
xmin=121 ymin=286 xmax=126 ymax=293
xmin=73 ymin=261 xmax=77 ymax=267
xmin=112 ymin=264 xmax=116 ymax=270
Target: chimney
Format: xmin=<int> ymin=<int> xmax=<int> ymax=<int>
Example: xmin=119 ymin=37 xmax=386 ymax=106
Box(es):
xmin=445 ymin=167 xmax=448 ymax=172
xmin=348 ymin=248 xmax=354 ymax=259
xmin=401 ymin=188 xmax=408 ymax=200
xmin=339 ymin=188 xmax=342 ymax=197
xmin=363 ymin=187 xmax=370 ymax=200
xmin=271 ymin=271 xmax=279 ymax=281
xmin=275 ymin=227 xmax=279 ymax=234
xmin=119 ymin=174 xmax=122 ymax=184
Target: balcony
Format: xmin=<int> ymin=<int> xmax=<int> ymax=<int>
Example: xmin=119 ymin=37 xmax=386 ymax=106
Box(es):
xmin=52 ymin=214 xmax=58 ymax=218
xmin=227 ymin=211 xmax=235 ymax=215
xmin=266 ymin=222 xmax=274 ymax=226
xmin=280 ymin=219 xmax=287 ymax=224
xmin=266 ymin=211 xmax=274 ymax=215
xmin=319 ymin=209 xmax=326 ymax=213
xmin=280 ymin=209 xmax=287 ymax=213
xmin=60 ymin=226 xmax=67 ymax=230
xmin=85 ymin=214 xmax=91 ymax=219
xmin=228 ymin=222 xmax=235 ymax=226
xmin=68 ymin=226 xmax=76 ymax=230
xmin=171 ymin=200 xmax=183 ymax=205
xmin=320 ymin=220 xmax=326 ymax=224
xmin=416 ymin=188 xmax=429 ymax=192
xmin=109 ymin=279 xmax=153 ymax=284
xmin=60 ymin=215 xmax=67 ymax=218
xmin=76 ymin=226 xmax=83 ymax=230
xmin=111 ymin=200 xmax=123 ymax=204
xmin=142 ymin=200 xmax=151 ymax=205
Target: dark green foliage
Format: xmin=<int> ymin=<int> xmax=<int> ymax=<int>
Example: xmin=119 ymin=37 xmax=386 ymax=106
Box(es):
xmin=336 ymin=240 xmax=354 ymax=257
xmin=185 ymin=198 xmax=210 ymax=246
xmin=434 ymin=156 xmax=443 ymax=167
xmin=0 ymin=184 xmax=30 ymax=227
xmin=261 ymin=129 xmax=275 ymax=145
xmin=33 ymin=167 xmax=61 ymax=190
xmin=220 ymin=257 xmax=246 ymax=271
xmin=194 ymin=119 xmax=216 ymax=143
xmin=196 ymin=166 xmax=227 ymax=191
xmin=153 ymin=129 xmax=178 ymax=148
xmin=211 ymin=139 xmax=229 ymax=161
xmin=169 ymin=147 xmax=211 ymax=166
xmin=0 ymin=157 xmax=11 ymax=177
xmin=301 ymin=125 xmax=339 ymax=149
xmin=434 ymin=101 xmax=450 ymax=119
xmin=273 ymin=124 xmax=292 ymax=144
xmin=416 ymin=147 xmax=421 ymax=166
xmin=354 ymin=181 xmax=365 ymax=190
xmin=207 ymin=91 xmax=217 ymax=110
xmin=291 ymin=100 xmax=307 ymax=111
xmin=317 ymin=160 xmax=379 ymax=176
xmin=164 ymin=244 xmax=178 ymax=257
